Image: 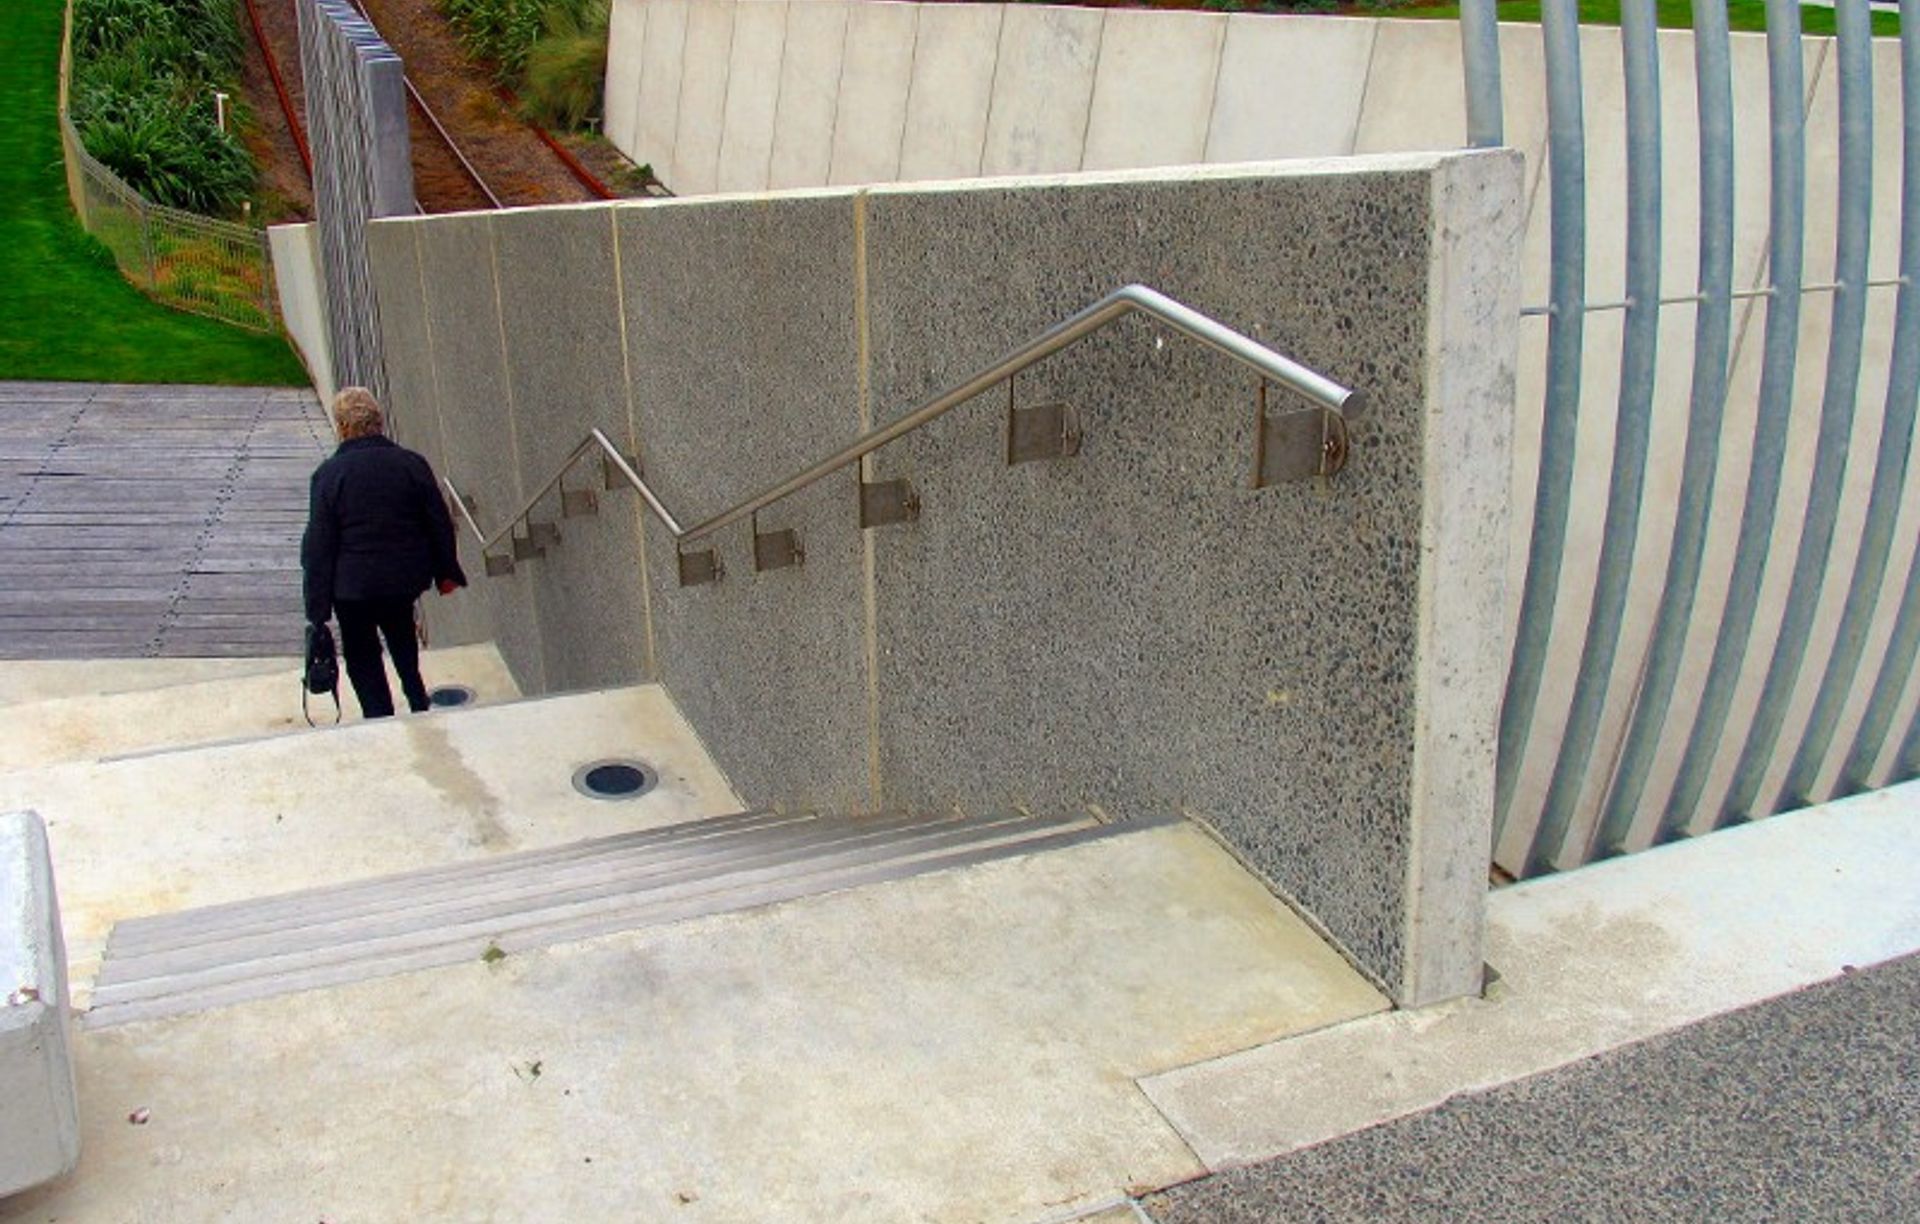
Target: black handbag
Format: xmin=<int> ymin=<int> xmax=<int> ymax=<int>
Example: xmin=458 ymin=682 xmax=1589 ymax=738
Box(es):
xmin=303 ymin=621 xmax=341 ymax=726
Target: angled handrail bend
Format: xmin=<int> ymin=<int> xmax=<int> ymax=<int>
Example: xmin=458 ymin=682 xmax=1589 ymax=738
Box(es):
xmin=444 ymin=284 xmax=1366 ymax=557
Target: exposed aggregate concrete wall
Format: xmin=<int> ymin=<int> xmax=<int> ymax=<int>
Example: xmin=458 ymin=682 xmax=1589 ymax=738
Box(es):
xmin=600 ymin=2 xmax=1920 ymax=876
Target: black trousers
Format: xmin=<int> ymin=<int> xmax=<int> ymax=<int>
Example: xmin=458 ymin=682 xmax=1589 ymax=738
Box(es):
xmin=335 ymin=597 xmax=427 ymax=718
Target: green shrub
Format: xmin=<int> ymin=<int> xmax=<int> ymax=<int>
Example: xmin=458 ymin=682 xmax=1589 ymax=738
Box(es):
xmin=69 ymin=0 xmax=258 ymax=215
xmin=519 ymin=0 xmax=608 ymax=129
xmin=73 ymin=0 xmax=242 ymax=83
xmin=439 ymin=0 xmax=547 ymax=81
xmin=80 ymin=93 xmax=256 ymax=214
xmin=441 ymin=0 xmax=609 ymax=130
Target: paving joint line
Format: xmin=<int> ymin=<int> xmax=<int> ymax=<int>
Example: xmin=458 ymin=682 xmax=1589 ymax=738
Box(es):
xmin=0 ymin=392 xmax=93 ymax=533
xmin=152 ymin=396 xmax=271 ymax=657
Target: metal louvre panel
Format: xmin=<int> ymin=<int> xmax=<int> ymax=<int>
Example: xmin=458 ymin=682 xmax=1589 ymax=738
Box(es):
xmin=1530 ymin=0 xmax=1663 ymax=874
xmin=1725 ymin=1 xmax=1877 ymax=822
xmin=1464 ymin=1 xmax=1920 ymax=875
xmin=1494 ymin=0 xmax=1588 ymax=853
xmin=298 ymin=0 xmax=414 ymax=402
xmin=1833 ymin=0 xmax=1920 ymax=795
xmin=1591 ymin=0 xmax=1738 ymax=858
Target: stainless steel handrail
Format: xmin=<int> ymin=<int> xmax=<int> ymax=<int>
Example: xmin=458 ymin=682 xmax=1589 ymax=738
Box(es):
xmin=443 ymin=283 xmax=1366 ymax=556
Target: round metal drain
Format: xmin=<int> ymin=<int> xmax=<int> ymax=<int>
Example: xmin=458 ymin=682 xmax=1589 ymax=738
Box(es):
xmin=428 ymin=684 xmax=477 ymax=709
xmin=572 ymin=759 xmax=658 ymax=801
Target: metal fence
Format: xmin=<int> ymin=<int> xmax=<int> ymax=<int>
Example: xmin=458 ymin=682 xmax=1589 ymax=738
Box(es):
xmin=1462 ymin=0 xmax=1920 ymax=877
xmin=58 ymin=117 xmax=280 ymax=332
xmin=298 ymin=0 xmax=415 ymax=403
xmin=55 ymin=1 xmax=279 ymax=332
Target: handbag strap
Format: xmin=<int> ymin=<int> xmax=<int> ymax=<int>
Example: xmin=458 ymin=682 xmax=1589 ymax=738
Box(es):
xmin=302 ymin=682 xmax=341 ymax=728
xmin=302 ymin=641 xmax=341 ymax=728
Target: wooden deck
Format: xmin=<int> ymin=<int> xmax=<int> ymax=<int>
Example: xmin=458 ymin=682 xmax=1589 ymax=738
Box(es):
xmin=0 ymin=382 xmax=329 ymax=659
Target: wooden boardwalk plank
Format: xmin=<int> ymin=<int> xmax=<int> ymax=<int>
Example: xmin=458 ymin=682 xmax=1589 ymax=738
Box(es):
xmin=0 ymin=382 xmax=327 ymax=659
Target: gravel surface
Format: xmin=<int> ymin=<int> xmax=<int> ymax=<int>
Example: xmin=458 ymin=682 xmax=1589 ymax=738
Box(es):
xmin=1144 ymin=953 xmax=1920 ymax=1223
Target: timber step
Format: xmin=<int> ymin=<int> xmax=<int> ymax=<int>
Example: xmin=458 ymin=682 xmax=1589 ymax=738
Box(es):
xmin=87 ymin=807 xmax=1151 ymax=1029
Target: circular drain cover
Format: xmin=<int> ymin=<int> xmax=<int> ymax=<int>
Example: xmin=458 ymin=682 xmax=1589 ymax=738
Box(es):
xmin=428 ymin=684 xmax=476 ymax=708
xmin=572 ymin=759 xmax=658 ymax=801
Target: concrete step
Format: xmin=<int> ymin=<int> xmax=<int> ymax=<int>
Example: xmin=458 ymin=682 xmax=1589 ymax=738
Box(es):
xmin=0 ymin=642 xmax=518 ymax=772
xmin=102 ymin=809 xmax=942 ymax=963
xmin=85 ymin=808 xmax=1139 ymax=1029
xmin=0 ymin=684 xmax=743 ymax=986
xmin=0 ymin=657 xmax=294 ymax=708
xmin=105 ymin=808 xmax=810 ymax=954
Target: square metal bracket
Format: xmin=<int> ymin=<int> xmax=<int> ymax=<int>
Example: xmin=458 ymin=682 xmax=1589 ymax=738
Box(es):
xmin=753 ymin=525 xmax=804 ymax=573
xmin=677 ymin=546 xmax=723 ymax=587
xmin=561 ymin=487 xmax=598 ymax=518
xmin=859 ymin=478 xmax=920 ymax=529
xmin=603 ymin=450 xmax=642 ymax=490
xmin=483 ymin=552 xmax=515 ymax=577
xmin=1007 ymin=400 xmax=1081 ymax=465
xmin=526 ymin=520 xmax=561 ymax=550
xmin=1254 ymin=382 xmax=1349 ymax=488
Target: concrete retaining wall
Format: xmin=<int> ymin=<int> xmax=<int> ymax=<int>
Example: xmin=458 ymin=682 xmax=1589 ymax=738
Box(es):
xmin=605 ymin=1 xmax=1419 ymax=193
xmin=366 ymin=151 xmax=1524 ymax=1005
xmin=606 ymin=3 xmax=1920 ymax=872
xmin=268 ymin=223 xmax=337 ymax=405
xmin=0 ymin=811 xmax=79 ymax=1196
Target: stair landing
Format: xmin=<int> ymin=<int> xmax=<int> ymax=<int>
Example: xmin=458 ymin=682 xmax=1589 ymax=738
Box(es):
xmin=0 ymin=684 xmax=740 ymax=990
xmin=0 ymin=819 xmax=1388 ymax=1224
xmin=0 ymin=642 xmax=518 ymax=772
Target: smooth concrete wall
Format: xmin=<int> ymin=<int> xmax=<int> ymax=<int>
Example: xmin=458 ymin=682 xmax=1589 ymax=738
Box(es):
xmin=606 ymin=2 xmax=1401 ymax=190
xmin=268 ymin=223 xmax=336 ymax=404
xmin=606 ymin=2 xmax=1920 ymax=874
xmin=0 ymin=811 xmax=79 ymax=1196
xmin=366 ymin=151 xmax=1524 ymax=1005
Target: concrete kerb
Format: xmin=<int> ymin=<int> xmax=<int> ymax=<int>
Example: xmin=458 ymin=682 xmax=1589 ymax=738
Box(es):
xmin=0 ymin=811 xmax=79 ymax=1197
xmin=1135 ymin=776 xmax=1920 ymax=1171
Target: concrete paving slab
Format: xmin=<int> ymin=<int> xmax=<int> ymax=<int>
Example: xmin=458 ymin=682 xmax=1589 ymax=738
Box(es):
xmin=0 ymin=686 xmax=741 ymax=990
xmin=0 ymin=657 xmax=295 ymax=707
xmin=0 ymin=643 xmax=517 ymax=772
xmin=0 ymin=823 xmax=1386 ymax=1223
xmin=1137 ymin=779 xmax=1920 ymax=1170
xmin=0 ymin=811 xmax=79 ymax=1196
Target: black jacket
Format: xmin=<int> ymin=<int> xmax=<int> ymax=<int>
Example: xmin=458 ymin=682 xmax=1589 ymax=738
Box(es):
xmin=301 ymin=435 xmax=466 ymax=624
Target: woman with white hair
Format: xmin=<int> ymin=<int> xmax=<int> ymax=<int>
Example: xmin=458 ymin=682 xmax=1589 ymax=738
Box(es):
xmin=301 ymin=387 xmax=467 ymax=717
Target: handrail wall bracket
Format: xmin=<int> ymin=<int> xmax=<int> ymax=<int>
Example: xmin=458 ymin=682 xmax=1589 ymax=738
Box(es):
xmin=1254 ymin=382 xmax=1350 ymax=488
xmin=438 ymin=285 xmax=1366 ymax=586
xmin=602 ymin=449 xmax=640 ymax=491
xmin=859 ymin=478 xmax=921 ymax=530
xmin=561 ymin=487 xmax=598 ymax=518
xmin=752 ymin=513 xmax=804 ymax=573
xmin=677 ymin=545 xmax=722 ymax=587
xmin=1007 ymin=397 xmax=1081 ymax=466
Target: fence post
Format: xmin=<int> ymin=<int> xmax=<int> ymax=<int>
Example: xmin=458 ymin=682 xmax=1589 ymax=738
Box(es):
xmin=261 ymin=234 xmax=275 ymax=324
xmin=138 ymin=198 xmax=156 ymax=289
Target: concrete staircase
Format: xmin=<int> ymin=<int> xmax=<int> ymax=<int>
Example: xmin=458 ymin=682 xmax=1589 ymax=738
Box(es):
xmin=0 ymin=644 xmax=1397 ymax=1222
xmin=1 ymin=641 xmax=1155 ymax=1035
xmin=86 ymin=806 xmax=1135 ymax=1029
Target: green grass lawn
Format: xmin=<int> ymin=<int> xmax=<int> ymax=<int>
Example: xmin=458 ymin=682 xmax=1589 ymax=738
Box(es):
xmin=0 ymin=0 xmax=308 ymax=386
xmin=1396 ymin=1 xmax=1901 ymax=37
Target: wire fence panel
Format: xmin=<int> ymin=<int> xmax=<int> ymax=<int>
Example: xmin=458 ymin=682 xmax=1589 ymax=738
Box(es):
xmin=56 ymin=7 xmax=279 ymax=332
